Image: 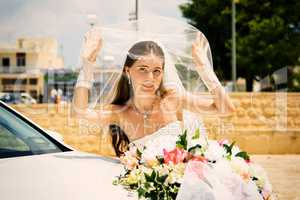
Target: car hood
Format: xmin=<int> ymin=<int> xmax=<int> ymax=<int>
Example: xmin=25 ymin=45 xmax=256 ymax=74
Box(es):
xmin=0 ymin=151 xmax=137 ymax=200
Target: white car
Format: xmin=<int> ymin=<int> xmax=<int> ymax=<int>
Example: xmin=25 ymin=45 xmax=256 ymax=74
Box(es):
xmin=20 ymin=93 xmax=37 ymax=104
xmin=0 ymin=100 xmax=134 ymax=200
xmin=0 ymin=92 xmax=36 ymax=104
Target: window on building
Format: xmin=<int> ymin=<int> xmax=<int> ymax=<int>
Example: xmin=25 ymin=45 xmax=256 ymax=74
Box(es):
xmin=2 ymin=79 xmax=16 ymax=85
xmin=16 ymin=53 xmax=26 ymax=66
xmin=21 ymin=79 xmax=27 ymax=85
xmin=2 ymin=58 xmax=10 ymax=67
xmin=2 ymin=79 xmax=27 ymax=85
xmin=30 ymin=90 xmax=37 ymax=99
xmin=29 ymin=78 xmax=38 ymax=85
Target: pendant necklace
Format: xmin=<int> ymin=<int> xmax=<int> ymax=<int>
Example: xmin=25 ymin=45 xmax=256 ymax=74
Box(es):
xmin=131 ymin=99 xmax=156 ymax=130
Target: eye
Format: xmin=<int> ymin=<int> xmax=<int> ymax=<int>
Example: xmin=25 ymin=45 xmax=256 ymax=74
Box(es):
xmin=138 ymin=67 xmax=148 ymax=72
xmin=153 ymin=69 xmax=162 ymax=76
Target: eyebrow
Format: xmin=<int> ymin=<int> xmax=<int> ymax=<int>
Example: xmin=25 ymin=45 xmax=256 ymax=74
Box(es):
xmin=137 ymin=64 xmax=163 ymax=70
xmin=138 ymin=65 xmax=162 ymax=69
xmin=138 ymin=65 xmax=150 ymax=68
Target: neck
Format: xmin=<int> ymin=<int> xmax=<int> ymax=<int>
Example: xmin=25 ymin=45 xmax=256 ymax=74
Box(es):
xmin=132 ymin=95 xmax=157 ymax=113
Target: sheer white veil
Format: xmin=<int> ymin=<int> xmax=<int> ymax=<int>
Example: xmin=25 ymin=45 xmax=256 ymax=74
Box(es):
xmin=77 ymin=16 xmax=214 ymax=139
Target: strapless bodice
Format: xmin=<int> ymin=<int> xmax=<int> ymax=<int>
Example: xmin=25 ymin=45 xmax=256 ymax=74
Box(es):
xmin=131 ymin=120 xmax=183 ymax=155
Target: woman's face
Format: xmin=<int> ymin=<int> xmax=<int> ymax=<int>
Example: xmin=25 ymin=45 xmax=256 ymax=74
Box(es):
xmin=126 ymin=54 xmax=164 ymax=96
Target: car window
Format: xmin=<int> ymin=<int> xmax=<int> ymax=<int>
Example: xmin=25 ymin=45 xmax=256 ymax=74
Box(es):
xmin=0 ymin=105 xmax=64 ymax=159
xmin=0 ymin=124 xmax=30 ymax=151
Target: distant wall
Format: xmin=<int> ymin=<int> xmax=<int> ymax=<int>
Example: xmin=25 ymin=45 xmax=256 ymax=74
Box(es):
xmin=11 ymin=92 xmax=300 ymax=155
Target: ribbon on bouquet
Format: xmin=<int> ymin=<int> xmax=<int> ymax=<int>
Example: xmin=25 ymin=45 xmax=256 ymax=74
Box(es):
xmin=176 ymin=160 xmax=263 ymax=200
xmin=176 ymin=161 xmax=233 ymax=200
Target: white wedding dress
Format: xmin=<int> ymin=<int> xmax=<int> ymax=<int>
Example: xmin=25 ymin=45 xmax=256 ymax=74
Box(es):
xmin=126 ymin=114 xmax=263 ymax=200
xmin=72 ymin=113 xmax=263 ymax=200
xmin=132 ymin=120 xmax=182 ymax=153
xmin=133 ymin=110 xmax=207 ymax=151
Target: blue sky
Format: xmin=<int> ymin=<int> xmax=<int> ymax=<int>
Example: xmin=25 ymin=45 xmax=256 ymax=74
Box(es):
xmin=0 ymin=0 xmax=188 ymax=68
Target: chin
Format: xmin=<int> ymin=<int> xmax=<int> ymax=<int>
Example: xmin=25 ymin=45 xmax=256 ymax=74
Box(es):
xmin=137 ymin=89 xmax=156 ymax=96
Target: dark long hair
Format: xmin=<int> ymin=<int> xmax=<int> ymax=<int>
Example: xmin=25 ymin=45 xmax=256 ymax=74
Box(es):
xmin=109 ymin=41 xmax=166 ymax=157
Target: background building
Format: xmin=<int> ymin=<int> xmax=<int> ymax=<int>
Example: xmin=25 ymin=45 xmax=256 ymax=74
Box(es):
xmin=0 ymin=37 xmax=64 ymax=100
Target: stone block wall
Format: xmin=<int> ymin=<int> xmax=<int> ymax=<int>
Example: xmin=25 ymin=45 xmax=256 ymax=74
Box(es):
xmin=11 ymin=92 xmax=300 ymax=155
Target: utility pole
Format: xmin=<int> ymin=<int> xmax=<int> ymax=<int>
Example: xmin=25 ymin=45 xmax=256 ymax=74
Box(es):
xmin=129 ymin=0 xmax=139 ymax=21
xmin=232 ymin=0 xmax=237 ymax=91
xmin=87 ymin=14 xmax=98 ymax=28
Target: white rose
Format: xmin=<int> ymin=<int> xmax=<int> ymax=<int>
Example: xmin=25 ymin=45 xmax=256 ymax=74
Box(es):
xmin=230 ymin=157 xmax=250 ymax=179
xmin=139 ymin=165 xmax=153 ymax=175
xmin=204 ymin=140 xmax=226 ymax=161
xmin=141 ymin=147 xmax=158 ymax=163
xmin=249 ymin=163 xmax=267 ymax=181
xmin=249 ymin=163 xmax=272 ymax=192
xmin=154 ymin=164 xmax=169 ymax=176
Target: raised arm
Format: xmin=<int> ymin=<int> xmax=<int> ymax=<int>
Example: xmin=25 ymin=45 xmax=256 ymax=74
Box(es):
xmin=181 ymin=33 xmax=236 ymax=116
xmin=72 ymin=27 xmax=103 ymax=123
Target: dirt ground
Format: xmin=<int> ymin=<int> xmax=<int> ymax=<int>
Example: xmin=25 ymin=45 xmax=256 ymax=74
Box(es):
xmin=252 ymin=155 xmax=300 ymax=200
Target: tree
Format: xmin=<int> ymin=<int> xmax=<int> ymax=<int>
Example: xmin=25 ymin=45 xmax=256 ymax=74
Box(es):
xmin=180 ymin=0 xmax=300 ymax=91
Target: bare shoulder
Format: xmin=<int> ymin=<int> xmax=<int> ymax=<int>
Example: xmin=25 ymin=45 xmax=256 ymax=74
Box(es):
xmin=160 ymin=88 xmax=184 ymax=112
xmin=161 ymin=88 xmax=184 ymax=103
xmin=98 ymin=104 xmax=127 ymax=126
xmin=161 ymin=88 xmax=177 ymax=98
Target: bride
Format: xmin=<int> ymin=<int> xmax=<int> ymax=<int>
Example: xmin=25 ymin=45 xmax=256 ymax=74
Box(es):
xmin=72 ymin=23 xmax=236 ymax=157
xmin=70 ymin=18 xmax=275 ymax=200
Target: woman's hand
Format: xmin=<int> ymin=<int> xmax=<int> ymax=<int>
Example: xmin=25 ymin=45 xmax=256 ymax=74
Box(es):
xmin=192 ymin=32 xmax=211 ymax=69
xmin=81 ymin=27 xmax=102 ymax=63
xmin=77 ymin=27 xmax=102 ymax=85
xmin=190 ymin=32 xmax=236 ymax=114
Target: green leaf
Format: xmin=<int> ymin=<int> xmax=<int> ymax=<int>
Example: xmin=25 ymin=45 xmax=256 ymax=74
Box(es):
xmin=192 ymin=128 xmax=200 ymax=140
xmin=143 ymin=182 xmax=151 ymax=190
xmin=188 ymin=144 xmax=202 ymax=153
xmin=229 ymin=141 xmax=236 ymax=150
xmin=223 ymin=144 xmax=230 ymax=154
xmin=137 ymin=187 xmax=146 ymax=198
xmin=145 ymin=170 xmax=157 ymax=182
xmin=157 ymin=174 xmax=168 ymax=184
xmin=223 ymin=141 xmax=236 ymax=155
xmin=235 ymin=151 xmax=250 ymax=161
xmin=144 ymin=173 xmax=153 ymax=182
xmin=136 ymin=148 xmax=142 ymax=159
xmin=156 ymin=155 xmax=164 ymax=164
xmin=151 ymin=170 xmax=157 ymax=181
xmin=176 ymin=129 xmax=188 ymax=150
xmin=112 ymin=179 xmax=119 ymax=185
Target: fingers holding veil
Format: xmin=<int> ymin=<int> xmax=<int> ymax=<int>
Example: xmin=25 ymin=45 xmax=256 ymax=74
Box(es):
xmin=192 ymin=32 xmax=213 ymax=69
xmin=81 ymin=27 xmax=102 ymax=63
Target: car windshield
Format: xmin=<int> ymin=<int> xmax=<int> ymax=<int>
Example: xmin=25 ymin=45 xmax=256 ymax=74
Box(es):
xmin=0 ymin=104 xmax=65 ymax=159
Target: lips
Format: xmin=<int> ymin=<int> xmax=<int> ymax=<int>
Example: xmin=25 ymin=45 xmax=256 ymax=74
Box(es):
xmin=142 ymin=84 xmax=155 ymax=91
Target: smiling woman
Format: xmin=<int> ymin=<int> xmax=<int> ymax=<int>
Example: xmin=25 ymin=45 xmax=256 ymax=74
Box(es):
xmin=108 ymin=41 xmax=168 ymax=156
xmin=67 ymin=16 xmax=280 ymax=200
xmin=72 ymin=17 xmax=236 ymax=158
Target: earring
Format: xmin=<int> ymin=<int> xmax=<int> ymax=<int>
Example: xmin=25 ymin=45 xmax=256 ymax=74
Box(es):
xmin=127 ymin=75 xmax=131 ymax=85
xmin=155 ymin=89 xmax=160 ymax=96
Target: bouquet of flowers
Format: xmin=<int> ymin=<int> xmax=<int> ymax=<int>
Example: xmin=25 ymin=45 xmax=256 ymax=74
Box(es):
xmin=113 ymin=129 xmax=274 ymax=200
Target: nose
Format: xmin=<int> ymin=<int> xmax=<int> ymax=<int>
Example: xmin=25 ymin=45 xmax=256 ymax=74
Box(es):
xmin=146 ymin=71 xmax=154 ymax=80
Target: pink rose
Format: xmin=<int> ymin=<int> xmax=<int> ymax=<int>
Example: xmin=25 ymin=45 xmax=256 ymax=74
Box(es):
xmin=190 ymin=155 xmax=208 ymax=163
xmin=186 ymin=161 xmax=205 ymax=180
xmin=163 ymin=148 xmax=186 ymax=164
